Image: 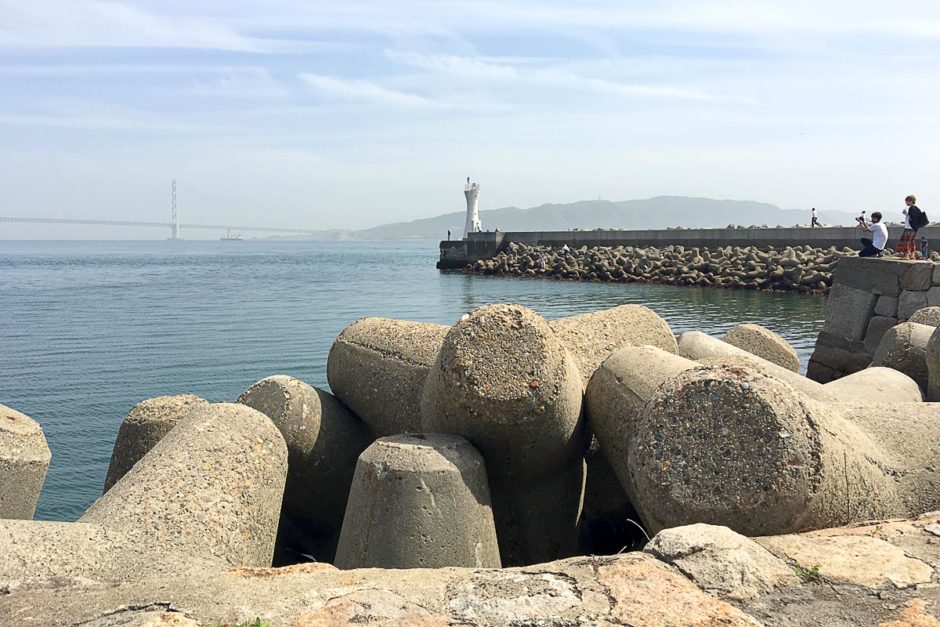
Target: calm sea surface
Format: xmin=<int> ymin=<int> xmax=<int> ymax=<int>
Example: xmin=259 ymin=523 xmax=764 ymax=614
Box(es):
xmin=0 ymin=240 xmax=827 ymax=521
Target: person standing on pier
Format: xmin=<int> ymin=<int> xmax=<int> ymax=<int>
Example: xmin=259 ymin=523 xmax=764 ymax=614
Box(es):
xmin=811 ymin=207 xmax=819 ymax=228
xmin=900 ymin=195 xmax=926 ymax=260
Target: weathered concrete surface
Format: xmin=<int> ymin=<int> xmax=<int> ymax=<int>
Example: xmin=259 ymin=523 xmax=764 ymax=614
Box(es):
xmin=334 ymin=434 xmax=501 ymax=570
xmin=421 ymin=304 xmax=585 ymax=479
xmin=0 ymin=553 xmax=761 ymax=626
xmin=421 ymin=304 xmax=586 ymax=565
xmin=723 ymin=323 xmax=800 ymax=372
xmin=900 ymin=290 xmax=931 ymax=321
xmin=928 ymin=327 xmax=940 ymax=402
xmin=645 ymin=523 xmax=800 ymax=600
xmin=327 ymin=317 xmax=449 ymax=437
xmin=103 ymin=394 xmax=209 ymax=492
xmin=585 ymin=346 xmax=696 ymax=507
xmin=823 ymin=284 xmax=879 ymax=340
xmin=237 ymin=375 xmax=371 ymax=562
xmin=627 ymin=366 xmax=929 ymax=536
xmin=823 ymin=366 xmax=923 ymax=403
xmin=865 ymin=315 xmax=900 ymax=351
xmin=548 ymin=304 xmax=678 ymax=383
xmin=872 ymin=321 xmax=935 ymax=390
xmin=910 ymin=306 xmax=940 ymax=327
xmin=0 ymin=403 xmax=51 ymax=520
xmin=82 ymin=403 xmax=288 ymax=568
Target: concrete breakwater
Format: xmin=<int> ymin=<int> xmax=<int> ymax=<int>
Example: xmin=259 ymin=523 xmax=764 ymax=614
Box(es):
xmin=2 ymin=297 xmax=940 ymax=624
xmin=466 ymin=242 xmax=845 ymax=293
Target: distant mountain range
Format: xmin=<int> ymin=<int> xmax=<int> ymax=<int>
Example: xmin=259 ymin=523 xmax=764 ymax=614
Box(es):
xmin=276 ymin=196 xmax=861 ymax=240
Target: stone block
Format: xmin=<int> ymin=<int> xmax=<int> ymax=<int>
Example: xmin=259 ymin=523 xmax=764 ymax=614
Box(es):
xmin=832 ymin=257 xmax=904 ymax=296
xmin=863 ymin=316 xmax=898 ymax=351
xmin=874 ymin=295 xmax=898 ymax=318
xmin=901 ymin=263 xmax=933 ymax=291
xmin=908 ymin=306 xmax=940 ymax=327
xmin=933 ymin=264 xmax=940 ymax=286
xmin=807 ymin=331 xmax=873 ymax=381
xmin=0 ymin=404 xmax=52 ymax=520
xmin=822 ymin=284 xmax=877 ymax=340
xmin=872 ymin=322 xmax=934 ymax=390
xmin=928 ymin=286 xmax=940 ymax=307
xmin=898 ymin=290 xmax=929 ymax=321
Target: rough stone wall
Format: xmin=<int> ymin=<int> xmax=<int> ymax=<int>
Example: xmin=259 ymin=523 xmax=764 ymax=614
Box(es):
xmin=808 ymin=257 xmax=940 ymax=382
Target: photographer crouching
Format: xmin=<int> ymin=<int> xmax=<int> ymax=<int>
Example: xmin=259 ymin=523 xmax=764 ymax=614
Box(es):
xmin=857 ymin=211 xmax=888 ymax=258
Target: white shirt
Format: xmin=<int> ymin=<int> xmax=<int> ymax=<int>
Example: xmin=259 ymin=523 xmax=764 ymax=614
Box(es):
xmin=811 ymin=208 xmax=817 ymax=217
xmin=869 ymin=223 xmax=888 ymax=250
xmin=904 ymin=212 xmax=912 ymax=230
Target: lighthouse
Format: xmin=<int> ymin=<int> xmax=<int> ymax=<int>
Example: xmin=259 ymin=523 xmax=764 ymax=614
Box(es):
xmin=463 ymin=176 xmax=481 ymax=238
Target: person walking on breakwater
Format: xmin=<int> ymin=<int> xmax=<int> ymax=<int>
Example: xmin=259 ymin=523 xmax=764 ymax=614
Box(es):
xmin=858 ymin=211 xmax=888 ymax=257
xmin=811 ymin=207 xmax=819 ymax=227
xmin=899 ymin=195 xmax=927 ymax=260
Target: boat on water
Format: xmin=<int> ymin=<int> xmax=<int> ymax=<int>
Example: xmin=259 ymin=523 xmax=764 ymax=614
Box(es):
xmin=221 ymin=229 xmax=243 ymax=241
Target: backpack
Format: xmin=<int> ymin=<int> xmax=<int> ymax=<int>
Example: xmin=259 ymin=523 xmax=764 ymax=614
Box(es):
xmin=909 ymin=205 xmax=929 ymax=230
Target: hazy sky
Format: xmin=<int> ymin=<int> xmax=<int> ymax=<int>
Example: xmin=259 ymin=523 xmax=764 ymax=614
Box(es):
xmin=3 ymin=1 xmax=940 ymax=238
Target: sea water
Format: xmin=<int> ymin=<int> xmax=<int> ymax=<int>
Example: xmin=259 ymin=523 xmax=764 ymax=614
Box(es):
xmin=0 ymin=239 xmax=826 ymax=521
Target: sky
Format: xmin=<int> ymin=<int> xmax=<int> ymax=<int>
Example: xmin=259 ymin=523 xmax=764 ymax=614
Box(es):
xmin=2 ymin=1 xmax=940 ymax=238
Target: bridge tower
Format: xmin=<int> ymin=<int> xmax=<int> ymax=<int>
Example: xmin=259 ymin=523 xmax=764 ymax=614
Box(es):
xmin=169 ymin=179 xmax=180 ymax=240
xmin=463 ymin=176 xmax=480 ymax=239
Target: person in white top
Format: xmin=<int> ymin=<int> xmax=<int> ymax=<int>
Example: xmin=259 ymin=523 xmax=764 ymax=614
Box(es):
xmin=857 ymin=211 xmax=888 ymax=257
xmin=811 ymin=207 xmax=819 ymax=228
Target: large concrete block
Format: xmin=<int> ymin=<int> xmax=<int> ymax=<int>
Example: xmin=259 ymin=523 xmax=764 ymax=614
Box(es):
xmin=722 ymin=323 xmax=800 ymax=372
xmin=872 ymin=322 xmax=934 ymax=390
xmin=927 ymin=327 xmax=940 ymax=401
xmin=807 ymin=331 xmax=874 ymax=382
xmin=874 ymin=295 xmax=898 ymax=318
xmin=863 ymin=316 xmax=898 ymax=352
xmin=928 ymin=286 xmax=940 ymax=307
xmin=82 ymin=403 xmax=288 ymax=567
xmin=627 ymin=366 xmax=939 ymax=536
xmin=548 ymin=304 xmax=678 ymax=384
xmin=823 ymin=367 xmax=922 ymax=403
xmin=334 ymin=434 xmax=501 ymax=569
xmin=822 ymin=284 xmax=877 ymax=340
xmin=908 ymin=306 xmax=940 ymax=327
xmin=832 ymin=257 xmax=905 ymax=296
xmin=933 ymin=264 xmax=940 ymax=286
xmin=104 ymin=394 xmax=210 ymax=492
xmin=421 ymin=304 xmax=585 ymax=481
xmin=327 ymin=318 xmax=449 ymax=437
xmin=237 ymin=375 xmax=372 ymax=562
xmin=0 ymin=404 xmax=51 ymax=520
xmin=898 ymin=290 xmax=929 ymax=321
xmin=901 ymin=263 xmax=933 ymax=291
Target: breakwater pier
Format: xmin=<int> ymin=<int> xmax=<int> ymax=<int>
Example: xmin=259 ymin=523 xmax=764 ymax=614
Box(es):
xmin=438 ymin=225 xmax=940 ymax=269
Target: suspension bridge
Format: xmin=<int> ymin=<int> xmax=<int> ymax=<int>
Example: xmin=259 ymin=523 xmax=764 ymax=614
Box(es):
xmin=0 ymin=180 xmax=328 ymax=238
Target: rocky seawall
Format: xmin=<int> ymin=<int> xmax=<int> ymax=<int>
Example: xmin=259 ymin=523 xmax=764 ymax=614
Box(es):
xmin=2 ymin=302 xmax=940 ymax=625
xmin=463 ymin=242 xmax=937 ymax=294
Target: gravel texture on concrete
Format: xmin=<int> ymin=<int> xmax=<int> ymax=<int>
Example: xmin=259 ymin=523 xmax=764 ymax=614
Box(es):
xmin=548 ymin=304 xmax=678 ymax=384
xmin=421 ymin=304 xmax=585 ymax=481
xmin=103 ymin=394 xmax=210 ymax=492
xmin=327 ymin=317 xmax=449 ymax=437
xmin=722 ymin=323 xmax=801 ymax=372
xmin=0 ymin=403 xmax=52 ymax=520
xmin=238 ymin=375 xmax=372 ymax=563
xmin=334 ymin=433 xmax=501 ymax=570
xmin=928 ymin=326 xmax=940 ymax=401
xmin=908 ymin=305 xmax=940 ymax=326
xmin=872 ymin=321 xmax=935 ymax=390
xmin=82 ymin=402 xmax=288 ymax=568
xmin=628 ymin=365 xmax=903 ymax=536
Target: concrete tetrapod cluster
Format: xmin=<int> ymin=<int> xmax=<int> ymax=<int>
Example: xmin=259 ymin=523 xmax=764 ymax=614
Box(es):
xmin=0 ymin=403 xmax=51 ymax=520
xmin=1 ymin=402 xmax=288 ymax=585
xmin=588 ymin=342 xmax=938 ymax=538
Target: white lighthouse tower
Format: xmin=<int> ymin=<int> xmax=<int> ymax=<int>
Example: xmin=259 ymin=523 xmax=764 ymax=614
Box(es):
xmin=463 ymin=176 xmax=481 ymax=238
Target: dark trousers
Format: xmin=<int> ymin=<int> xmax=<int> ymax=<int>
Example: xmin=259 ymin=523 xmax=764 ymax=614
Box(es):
xmin=811 ymin=217 xmax=819 ymax=227
xmin=859 ymin=238 xmax=883 ymax=257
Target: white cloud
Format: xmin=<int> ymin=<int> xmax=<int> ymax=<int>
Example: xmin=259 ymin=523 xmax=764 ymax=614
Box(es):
xmin=299 ymin=73 xmax=435 ymax=108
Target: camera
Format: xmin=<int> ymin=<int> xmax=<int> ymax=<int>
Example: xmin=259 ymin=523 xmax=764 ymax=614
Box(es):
xmin=856 ymin=211 xmax=866 ymax=223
